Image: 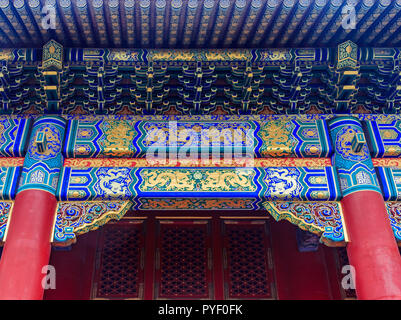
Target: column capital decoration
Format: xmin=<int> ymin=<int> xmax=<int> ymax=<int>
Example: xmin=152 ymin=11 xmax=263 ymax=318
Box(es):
xmin=329 ymin=116 xmax=381 ymax=197
xmin=17 ymin=116 xmax=67 ymax=195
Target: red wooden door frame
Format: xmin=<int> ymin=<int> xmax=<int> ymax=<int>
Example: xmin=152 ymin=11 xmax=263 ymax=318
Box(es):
xmin=144 ymin=217 xmax=156 ymax=300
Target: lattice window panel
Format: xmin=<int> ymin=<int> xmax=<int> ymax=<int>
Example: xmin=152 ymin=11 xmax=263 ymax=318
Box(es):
xmin=155 ymin=220 xmax=212 ymax=299
xmin=222 ymin=221 xmax=275 ymax=299
xmin=93 ymin=222 xmax=144 ymax=299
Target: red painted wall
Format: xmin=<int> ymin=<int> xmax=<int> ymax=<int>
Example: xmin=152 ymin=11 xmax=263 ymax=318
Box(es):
xmin=270 ymin=220 xmax=342 ymax=300
xmin=43 ymin=232 xmax=98 ymax=300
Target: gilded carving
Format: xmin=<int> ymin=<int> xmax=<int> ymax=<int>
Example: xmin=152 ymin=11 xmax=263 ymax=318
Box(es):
xmin=139 ymin=168 xmax=256 ymax=192
xmin=258 ymin=121 xmax=296 ymax=157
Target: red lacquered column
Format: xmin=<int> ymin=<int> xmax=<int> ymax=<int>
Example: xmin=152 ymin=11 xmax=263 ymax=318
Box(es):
xmin=0 ymin=116 xmax=66 ymax=300
xmin=0 ymin=191 xmax=57 ymax=299
xmin=342 ymin=191 xmax=401 ymax=300
xmin=330 ymin=117 xmax=401 ymax=300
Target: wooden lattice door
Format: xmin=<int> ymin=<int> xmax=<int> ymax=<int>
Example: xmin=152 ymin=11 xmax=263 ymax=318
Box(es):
xmin=222 ymin=220 xmax=276 ymax=299
xmin=92 ymin=221 xmax=145 ymax=299
xmin=155 ymin=220 xmax=213 ymax=299
xmin=91 ymin=216 xmax=276 ymax=300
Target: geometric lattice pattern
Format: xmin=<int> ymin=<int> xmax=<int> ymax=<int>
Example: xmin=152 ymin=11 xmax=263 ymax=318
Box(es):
xmin=224 ymin=222 xmax=273 ymax=299
xmin=157 ymin=222 xmax=211 ymax=299
xmin=94 ymin=224 xmax=144 ymax=299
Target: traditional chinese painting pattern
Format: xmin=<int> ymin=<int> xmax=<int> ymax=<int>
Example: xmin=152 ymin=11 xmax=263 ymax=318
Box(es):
xmin=63 ymin=118 xmax=332 ymax=159
xmin=56 ymin=167 xmax=340 ymax=202
xmin=53 ymin=200 xmax=132 ymax=246
xmin=329 ymin=117 xmax=381 ymax=196
xmin=18 ymin=116 xmax=66 ymax=195
xmin=263 ymin=201 xmax=345 ymax=245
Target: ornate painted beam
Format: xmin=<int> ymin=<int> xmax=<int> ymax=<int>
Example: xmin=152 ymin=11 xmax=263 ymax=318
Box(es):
xmin=2 ymin=198 xmax=401 ymax=249
xmin=56 ymin=166 xmax=340 ymax=202
xmin=63 ymin=118 xmax=332 ymax=158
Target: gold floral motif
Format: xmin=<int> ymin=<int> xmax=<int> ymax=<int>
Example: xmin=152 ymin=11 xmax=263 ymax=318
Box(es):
xmin=71 ymin=176 xmax=87 ymax=184
xmin=310 ymin=191 xmax=330 ymax=199
xmin=308 ymin=146 xmax=320 ymax=155
xmin=374 ymin=116 xmax=396 ymax=124
xmin=68 ymin=190 xmax=86 ymax=199
xmin=77 ymin=128 xmax=91 ymax=138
